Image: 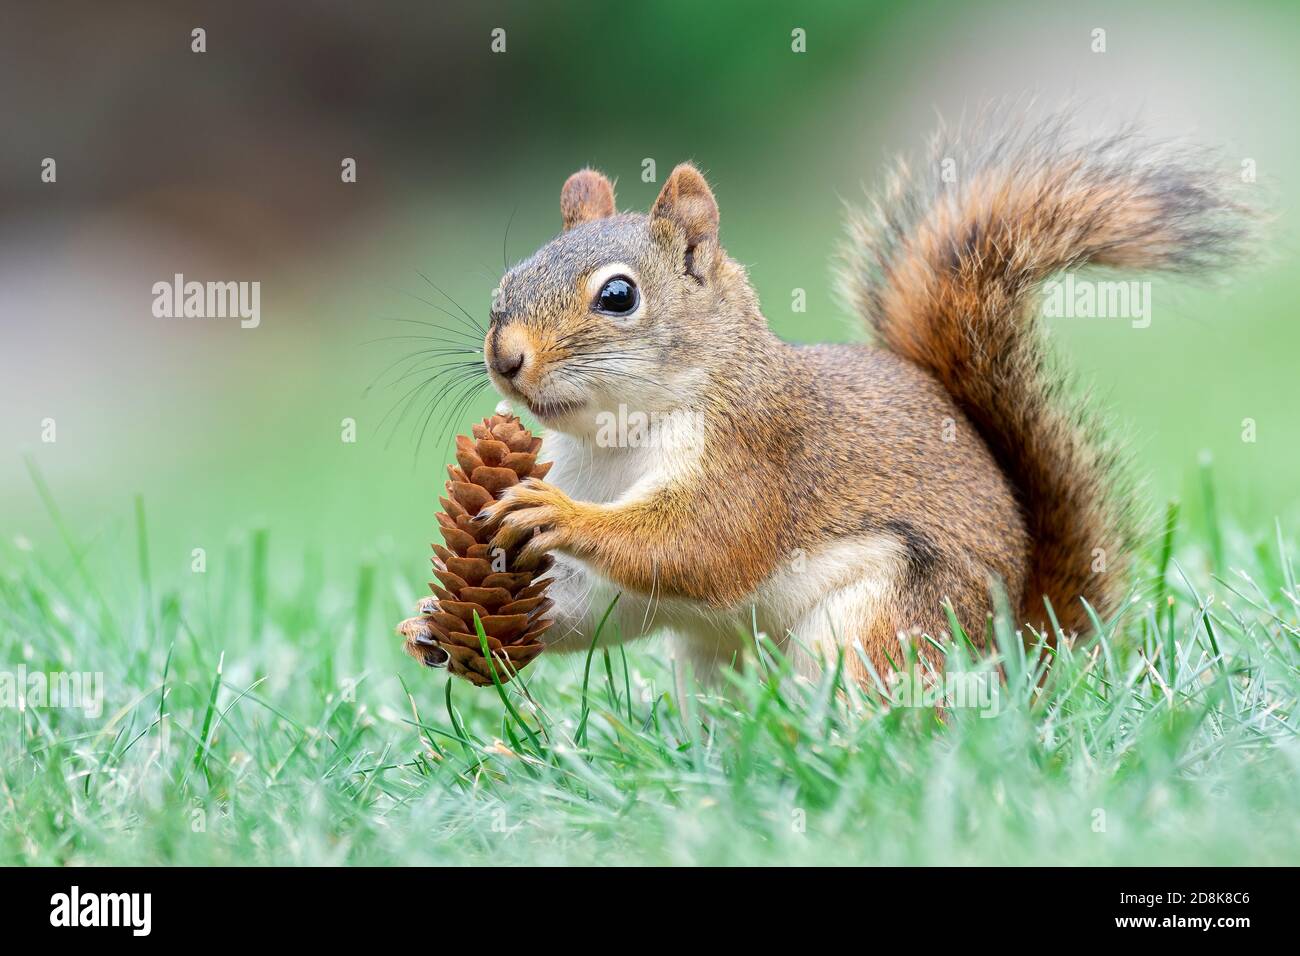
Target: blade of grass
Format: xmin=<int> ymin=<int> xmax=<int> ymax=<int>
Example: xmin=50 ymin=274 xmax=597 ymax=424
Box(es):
xmin=186 ymin=650 xmax=225 ymax=787
xmin=474 ymin=611 xmax=544 ymax=757
xmin=1198 ymin=453 xmax=1223 ymax=577
xmin=577 ymin=594 xmax=620 ymax=746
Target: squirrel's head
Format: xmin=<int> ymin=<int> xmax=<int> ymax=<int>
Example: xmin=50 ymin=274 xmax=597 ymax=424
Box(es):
xmin=485 ymin=164 xmax=757 ymax=436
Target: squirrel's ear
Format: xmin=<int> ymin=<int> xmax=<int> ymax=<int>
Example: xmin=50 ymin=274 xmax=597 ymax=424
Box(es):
xmin=651 ymin=163 xmax=720 ymax=280
xmin=560 ymin=169 xmax=617 ymax=231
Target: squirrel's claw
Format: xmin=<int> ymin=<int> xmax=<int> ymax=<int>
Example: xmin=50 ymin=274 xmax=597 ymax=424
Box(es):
xmin=396 ymin=615 xmax=450 ymax=668
xmin=490 ymin=506 xmax=559 ymax=551
xmin=516 ymin=529 xmax=566 ymax=567
xmin=481 ymin=480 xmax=574 ymax=552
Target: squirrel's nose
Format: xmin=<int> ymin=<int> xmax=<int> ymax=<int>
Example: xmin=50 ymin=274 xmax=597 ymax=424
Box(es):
xmin=490 ymin=349 xmax=525 ymax=380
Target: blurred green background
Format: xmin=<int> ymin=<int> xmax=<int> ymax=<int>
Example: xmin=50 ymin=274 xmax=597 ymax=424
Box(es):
xmin=2 ymin=0 xmax=1297 ymax=611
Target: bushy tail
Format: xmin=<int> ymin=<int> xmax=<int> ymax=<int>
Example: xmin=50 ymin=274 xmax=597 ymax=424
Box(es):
xmin=838 ymin=111 xmax=1255 ymax=634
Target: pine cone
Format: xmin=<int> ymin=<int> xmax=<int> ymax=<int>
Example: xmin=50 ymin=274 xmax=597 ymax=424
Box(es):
xmin=396 ymin=411 xmax=554 ymax=686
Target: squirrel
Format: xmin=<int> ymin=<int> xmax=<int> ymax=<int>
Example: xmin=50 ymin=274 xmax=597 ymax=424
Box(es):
xmin=436 ymin=113 xmax=1252 ymax=684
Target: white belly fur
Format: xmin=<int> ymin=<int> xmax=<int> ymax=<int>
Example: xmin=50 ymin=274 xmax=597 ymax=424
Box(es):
xmin=539 ymin=429 xmax=906 ymax=674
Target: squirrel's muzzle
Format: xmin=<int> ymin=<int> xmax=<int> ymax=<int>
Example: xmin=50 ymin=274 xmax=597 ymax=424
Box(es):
xmin=490 ymin=349 xmax=524 ymax=380
xmin=487 ymin=322 xmax=529 ymax=382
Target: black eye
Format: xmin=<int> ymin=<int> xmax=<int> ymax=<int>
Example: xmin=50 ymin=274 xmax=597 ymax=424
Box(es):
xmin=594 ymin=276 xmax=639 ymax=316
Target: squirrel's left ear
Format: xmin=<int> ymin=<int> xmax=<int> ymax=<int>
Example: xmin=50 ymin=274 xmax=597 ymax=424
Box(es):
xmin=560 ymin=169 xmax=617 ymax=231
xmin=651 ymin=163 xmax=720 ymax=280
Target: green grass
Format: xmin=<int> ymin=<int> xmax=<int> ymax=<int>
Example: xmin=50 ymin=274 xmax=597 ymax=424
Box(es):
xmin=1 ymin=468 xmax=1298 ymax=866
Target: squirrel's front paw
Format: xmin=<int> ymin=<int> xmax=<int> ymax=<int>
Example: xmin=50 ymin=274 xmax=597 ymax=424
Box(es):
xmin=479 ymin=478 xmax=577 ymax=561
xmin=397 ymin=598 xmax=492 ymax=685
xmin=397 ymin=603 xmax=450 ymax=669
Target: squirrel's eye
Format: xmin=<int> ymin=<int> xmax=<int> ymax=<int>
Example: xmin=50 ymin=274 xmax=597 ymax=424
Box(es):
xmin=594 ymin=276 xmax=639 ymax=316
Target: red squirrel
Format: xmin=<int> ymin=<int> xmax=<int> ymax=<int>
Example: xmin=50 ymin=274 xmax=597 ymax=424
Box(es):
xmin=409 ymin=113 xmax=1252 ymax=684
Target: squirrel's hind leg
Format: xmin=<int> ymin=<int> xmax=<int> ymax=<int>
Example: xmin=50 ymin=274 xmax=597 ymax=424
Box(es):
xmin=781 ymin=576 xmax=900 ymax=684
xmin=781 ymin=571 xmax=982 ymax=689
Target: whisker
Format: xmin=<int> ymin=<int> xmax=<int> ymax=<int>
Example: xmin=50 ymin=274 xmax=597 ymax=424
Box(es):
xmin=376 ymin=276 xmax=483 ymax=333
xmin=383 ymin=359 xmax=485 ymax=392
xmin=564 ymin=349 xmax=661 ymax=363
xmin=361 ymin=335 xmax=482 ymax=351
xmin=391 ymin=373 xmax=482 ymax=455
xmin=447 ymin=380 xmax=492 ymax=444
xmin=565 ymin=340 xmax=664 ymax=354
xmin=364 ymin=351 xmax=481 ymax=395
xmin=395 ymin=286 xmax=486 ymax=340
xmin=377 ymin=314 xmax=482 ymax=334
xmin=416 ymin=272 xmax=487 ymax=334
xmin=561 ymin=365 xmax=666 ymax=390
xmin=379 ymin=365 xmax=485 ymax=442
xmin=503 ymin=202 xmax=518 ymax=271
xmin=552 ymin=328 xmax=594 ymax=350
xmin=374 ymin=315 xmax=485 ymax=346
xmin=419 ymin=377 xmax=489 ymax=463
